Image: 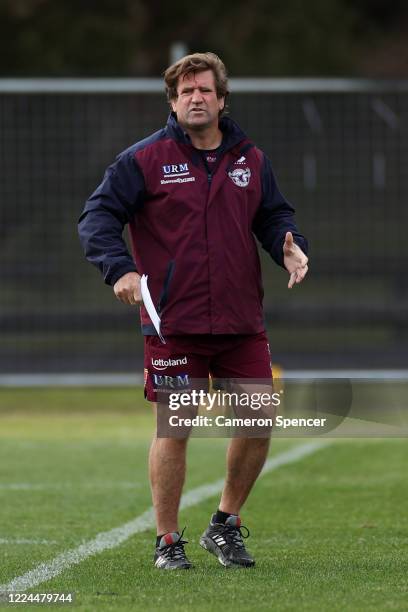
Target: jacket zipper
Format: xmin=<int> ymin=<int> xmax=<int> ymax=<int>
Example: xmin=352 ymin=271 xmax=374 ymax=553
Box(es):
xmin=205 ymin=163 xmax=213 ymax=331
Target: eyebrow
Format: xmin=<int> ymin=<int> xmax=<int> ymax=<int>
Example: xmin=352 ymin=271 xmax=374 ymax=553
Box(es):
xmin=179 ymin=85 xmax=213 ymax=93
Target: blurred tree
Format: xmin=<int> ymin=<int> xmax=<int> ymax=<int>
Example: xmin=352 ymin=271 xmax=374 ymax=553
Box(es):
xmin=0 ymin=0 xmax=146 ymax=75
xmin=345 ymin=0 xmax=408 ymax=76
xmin=181 ymin=0 xmax=359 ymax=76
xmin=0 ymin=0 xmax=406 ymax=76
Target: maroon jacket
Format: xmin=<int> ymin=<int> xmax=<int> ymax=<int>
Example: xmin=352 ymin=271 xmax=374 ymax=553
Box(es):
xmin=78 ymin=113 xmax=308 ymax=335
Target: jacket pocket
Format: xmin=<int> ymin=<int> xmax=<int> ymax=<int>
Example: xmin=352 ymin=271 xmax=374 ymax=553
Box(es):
xmin=157 ymin=260 xmax=175 ymax=315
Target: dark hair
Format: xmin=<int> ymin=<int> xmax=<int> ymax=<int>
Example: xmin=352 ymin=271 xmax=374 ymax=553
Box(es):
xmin=164 ymin=52 xmax=229 ymax=113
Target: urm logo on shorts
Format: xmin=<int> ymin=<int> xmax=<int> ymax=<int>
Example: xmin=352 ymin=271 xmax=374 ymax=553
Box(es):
xmin=152 ymin=374 xmax=190 ymax=389
xmin=151 ymin=356 xmax=188 ymax=371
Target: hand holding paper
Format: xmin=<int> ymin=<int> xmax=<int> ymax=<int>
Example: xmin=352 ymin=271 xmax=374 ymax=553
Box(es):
xmin=140 ymin=274 xmax=166 ymax=344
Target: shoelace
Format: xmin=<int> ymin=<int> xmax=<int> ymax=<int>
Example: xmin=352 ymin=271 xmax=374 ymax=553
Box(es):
xmin=160 ymin=527 xmax=188 ymax=560
xmin=218 ymin=524 xmax=250 ymax=548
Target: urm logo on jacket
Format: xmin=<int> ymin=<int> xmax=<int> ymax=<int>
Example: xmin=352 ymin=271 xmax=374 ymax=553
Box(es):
xmin=162 ymin=163 xmax=189 ymax=175
xmin=161 ymin=162 xmax=195 ymax=185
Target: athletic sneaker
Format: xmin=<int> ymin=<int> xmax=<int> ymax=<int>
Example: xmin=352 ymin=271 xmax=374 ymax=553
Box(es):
xmin=154 ymin=529 xmax=192 ymax=570
xmin=199 ymin=514 xmax=255 ymax=568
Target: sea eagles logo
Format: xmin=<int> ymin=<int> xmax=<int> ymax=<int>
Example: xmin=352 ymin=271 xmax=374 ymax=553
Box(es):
xmin=228 ymin=167 xmax=251 ymax=187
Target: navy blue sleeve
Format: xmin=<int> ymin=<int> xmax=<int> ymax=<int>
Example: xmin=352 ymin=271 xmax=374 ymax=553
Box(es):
xmin=78 ymin=150 xmax=145 ymax=286
xmin=252 ymin=153 xmax=308 ymax=268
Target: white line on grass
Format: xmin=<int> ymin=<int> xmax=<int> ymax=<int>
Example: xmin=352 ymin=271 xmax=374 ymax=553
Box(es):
xmin=0 ymin=539 xmax=58 ymax=545
xmin=0 ymin=482 xmax=141 ymax=491
xmin=0 ymin=484 xmax=47 ymax=491
xmin=0 ymin=441 xmax=327 ymax=592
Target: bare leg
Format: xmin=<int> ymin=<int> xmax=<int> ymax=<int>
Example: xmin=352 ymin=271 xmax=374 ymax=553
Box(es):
xmin=149 ymin=403 xmax=188 ymax=535
xmin=219 ymin=437 xmax=270 ymax=515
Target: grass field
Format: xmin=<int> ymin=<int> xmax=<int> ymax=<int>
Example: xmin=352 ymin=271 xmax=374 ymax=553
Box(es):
xmin=0 ymin=387 xmax=407 ymax=611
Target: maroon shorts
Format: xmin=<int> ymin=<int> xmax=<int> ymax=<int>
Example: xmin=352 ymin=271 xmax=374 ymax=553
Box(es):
xmin=144 ymin=331 xmax=272 ymax=402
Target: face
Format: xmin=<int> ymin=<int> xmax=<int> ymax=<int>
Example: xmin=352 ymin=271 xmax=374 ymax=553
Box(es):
xmin=171 ymin=69 xmax=224 ymax=131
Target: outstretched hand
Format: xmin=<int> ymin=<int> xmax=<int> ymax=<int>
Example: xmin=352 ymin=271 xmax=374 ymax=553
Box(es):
xmin=283 ymin=232 xmax=309 ymax=288
xmin=113 ymin=271 xmax=142 ymax=305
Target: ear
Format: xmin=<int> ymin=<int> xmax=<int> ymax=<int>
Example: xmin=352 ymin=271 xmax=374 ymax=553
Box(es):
xmin=218 ymin=97 xmax=225 ymax=112
xmin=171 ymin=99 xmax=177 ymax=112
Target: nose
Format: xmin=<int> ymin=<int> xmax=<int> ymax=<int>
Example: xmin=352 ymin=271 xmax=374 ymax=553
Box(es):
xmin=191 ymin=88 xmax=204 ymax=104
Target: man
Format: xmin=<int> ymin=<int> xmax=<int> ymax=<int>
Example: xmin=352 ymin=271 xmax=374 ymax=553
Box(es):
xmin=78 ymin=52 xmax=308 ymax=570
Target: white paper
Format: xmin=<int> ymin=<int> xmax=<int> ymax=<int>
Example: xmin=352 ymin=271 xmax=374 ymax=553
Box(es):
xmin=140 ymin=274 xmax=166 ymax=344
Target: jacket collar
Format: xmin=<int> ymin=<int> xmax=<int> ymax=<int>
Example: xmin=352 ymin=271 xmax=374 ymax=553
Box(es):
xmin=165 ymin=112 xmax=248 ymax=153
